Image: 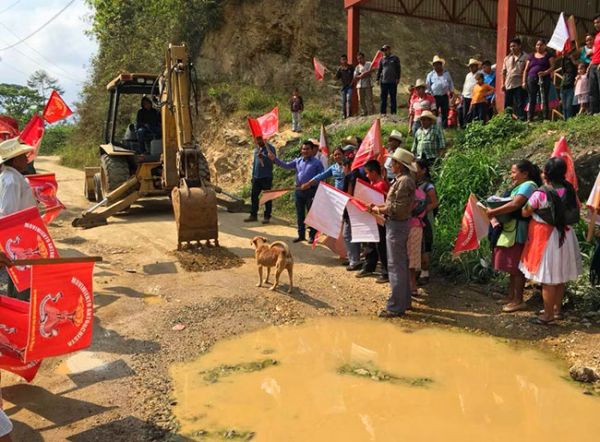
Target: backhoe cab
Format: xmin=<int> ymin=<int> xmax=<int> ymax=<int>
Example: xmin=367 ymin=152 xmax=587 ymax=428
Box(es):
xmin=74 ymin=44 xmax=243 ymax=248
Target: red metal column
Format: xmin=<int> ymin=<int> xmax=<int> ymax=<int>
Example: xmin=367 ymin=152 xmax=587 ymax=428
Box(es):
xmin=347 ymin=5 xmax=360 ymax=116
xmin=495 ymin=0 xmax=517 ymax=112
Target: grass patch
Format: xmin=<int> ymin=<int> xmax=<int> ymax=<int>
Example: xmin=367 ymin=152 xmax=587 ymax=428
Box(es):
xmin=338 ymin=363 xmax=433 ymax=387
xmin=200 ymin=359 xmax=279 ymax=384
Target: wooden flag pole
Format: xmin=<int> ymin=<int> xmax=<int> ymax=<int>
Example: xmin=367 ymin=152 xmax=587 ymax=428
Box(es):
xmin=12 ymin=256 xmax=103 ymax=266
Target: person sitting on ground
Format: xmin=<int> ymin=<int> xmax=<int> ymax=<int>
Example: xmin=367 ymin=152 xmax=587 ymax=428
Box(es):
xmin=369 ymin=149 xmax=416 ymax=318
xmin=383 ymin=130 xmax=404 ymax=181
xmin=416 ymin=159 xmax=438 ymax=286
xmin=426 ymin=55 xmax=454 ymax=128
xmin=412 ymin=110 xmax=445 ymax=164
xmin=519 ymin=157 xmax=582 ymax=325
xmin=269 ymin=140 xmax=324 ymax=243
xmin=408 ymin=79 xmax=437 ymax=135
xmin=301 ymin=146 xmax=345 ymax=191
xmin=245 ymin=136 xmax=277 ymax=224
xmin=356 ymin=160 xmax=390 ymax=283
xmin=289 ymin=88 xmax=304 ymax=132
xmin=575 ymin=62 xmax=590 ymax=115
xmin=469 ymin=73 xmax=495 ymax=123
xmin=486 ymin=160 xmax=541 ymax=313
xmin=136 ymin=96 xmax=161 ymax=151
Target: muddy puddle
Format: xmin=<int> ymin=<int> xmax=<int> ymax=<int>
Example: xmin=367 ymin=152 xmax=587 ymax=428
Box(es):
xmin=171 ymin=318 xmax=600 ymax=441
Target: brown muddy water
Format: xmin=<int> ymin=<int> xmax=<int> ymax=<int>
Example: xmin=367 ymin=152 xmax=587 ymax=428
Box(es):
xmin=171 ymin=318 xmax=599 ymax=441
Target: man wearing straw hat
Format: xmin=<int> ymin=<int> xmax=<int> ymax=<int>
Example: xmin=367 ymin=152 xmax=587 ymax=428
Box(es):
xmin=383 ymin=130 xmax=404 ymax=182
xmin=0 ymin=138 xmax=36 ymax=217
xmin=461 ymin=58 xmax=482 ymax=127
xmin=426 ymin=55 xmax=454 ymax=128
xmin=368 ymin=148 xmax=416 ymax=317
xmin=412 ymin=110 xmax=445 ymax=165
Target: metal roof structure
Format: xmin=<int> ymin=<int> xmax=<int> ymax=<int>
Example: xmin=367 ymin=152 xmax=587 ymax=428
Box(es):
xmin=345 ymin=0 xmax=597 ymax=36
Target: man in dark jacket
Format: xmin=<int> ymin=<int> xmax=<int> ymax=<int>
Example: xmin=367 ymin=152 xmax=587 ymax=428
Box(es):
xmin=376 ymin=44 xmax=401 ymax=115
xmin=136 ymin=96 xmax=161 ymax=151
xmin=245 ymin=136 xmax=277 ymax=224
xmin=335 ymin=55 xmax=355 ymax=119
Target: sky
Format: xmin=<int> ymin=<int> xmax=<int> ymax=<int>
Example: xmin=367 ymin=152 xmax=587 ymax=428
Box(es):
xmin=0 ymin=0 xmax=97 ymax=108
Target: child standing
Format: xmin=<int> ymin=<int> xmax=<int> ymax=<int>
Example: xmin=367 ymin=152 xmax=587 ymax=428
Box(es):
xmin=289 ymin=88 xmax=304 ymax=132
xmin=416 ymin=159 xmax=438 ymax=286
xmin=408 ymin=186 xmax=427 ymax=297
xmin=575 ymin=63 xmax=590 ymax=115
xmin=470 ymin=73 xmax=495 ymax=123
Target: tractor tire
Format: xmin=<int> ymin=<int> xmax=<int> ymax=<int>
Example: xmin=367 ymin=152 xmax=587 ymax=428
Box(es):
xmin=93 ymin=173 xmax=103 ymax=202
xmin=100 ymin=154 xmax=131 ymax=196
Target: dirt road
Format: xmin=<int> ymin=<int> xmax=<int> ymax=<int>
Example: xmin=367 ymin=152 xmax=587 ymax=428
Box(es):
xmin=3 ymin=157 xmax=599 ymax=441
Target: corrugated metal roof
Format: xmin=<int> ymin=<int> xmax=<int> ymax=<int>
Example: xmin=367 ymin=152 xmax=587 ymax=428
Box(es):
xmin=353 ymin=0 xmax=598 ymax=36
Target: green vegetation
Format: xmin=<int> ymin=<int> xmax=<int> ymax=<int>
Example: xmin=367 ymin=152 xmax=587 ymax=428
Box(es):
xmin=200 ymin=359 xmax=278 ymax=384
xmin=338 ymin=363 xmax=433 ymax=387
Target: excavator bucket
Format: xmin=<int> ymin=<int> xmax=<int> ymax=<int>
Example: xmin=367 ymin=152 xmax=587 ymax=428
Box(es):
xmin=172 ymin=181 xmax=219 ymax=249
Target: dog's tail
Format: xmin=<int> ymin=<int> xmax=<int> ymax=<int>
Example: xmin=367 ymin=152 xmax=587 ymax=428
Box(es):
xmin=270 ymin=241 xmax=291 ymax=258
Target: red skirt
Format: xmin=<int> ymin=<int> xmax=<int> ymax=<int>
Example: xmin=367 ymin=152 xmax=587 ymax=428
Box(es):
xmin=493 ymin=243 xmax=525 ymax=275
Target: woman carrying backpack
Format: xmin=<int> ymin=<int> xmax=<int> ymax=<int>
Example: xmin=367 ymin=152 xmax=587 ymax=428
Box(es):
xmin=486 ymin=160 xmax=541 ymax=313
xmin=519 ymin=157 xmax=582 ymax=325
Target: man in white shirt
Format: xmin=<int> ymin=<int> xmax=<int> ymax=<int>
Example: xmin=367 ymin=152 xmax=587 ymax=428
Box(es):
xmin=0 ymin=138 xmax=36 ymax=217
xmin=461 ymin=59 xmax=482 ymax=128
xmin=354 ymin=52 xmax=374 ymax=116
xmin=383 ymin=130 xmax=403 ymax=182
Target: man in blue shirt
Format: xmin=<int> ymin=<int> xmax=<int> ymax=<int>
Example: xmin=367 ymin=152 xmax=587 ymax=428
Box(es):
xmin=245 ymin=136 xmax=277 ymax=224
xmin=269 ymin=140 xmax=324 ymax=243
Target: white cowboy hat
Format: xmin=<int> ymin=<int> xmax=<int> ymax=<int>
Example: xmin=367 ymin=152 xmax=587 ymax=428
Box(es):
xmin=467 ymin=58 xmax=482 ymax=67
xmin=388 ymin=130 xmax=403 ymax=143
xmin=431 ymin=55 xmax=445 ymax=66
xmin=0 ymin=138 xmax=34 ymax=164
xmin=418 ymin=110 xmax=437 ymax=122
xmin=415 ymin=79 xmax=426 ymax=88
xmin=387 ymin=148 xmax=417 ymax=173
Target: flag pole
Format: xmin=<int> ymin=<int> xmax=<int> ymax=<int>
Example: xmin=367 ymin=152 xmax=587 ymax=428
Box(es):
xmin=12 ymin=256 xmax=103 ymax=266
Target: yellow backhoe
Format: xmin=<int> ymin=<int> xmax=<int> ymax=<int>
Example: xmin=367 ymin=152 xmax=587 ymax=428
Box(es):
xmin=73 ymin=43 xmax=244 ymax=248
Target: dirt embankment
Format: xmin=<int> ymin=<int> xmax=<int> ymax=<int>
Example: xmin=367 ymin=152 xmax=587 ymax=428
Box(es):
xmin=3 ymin=157 xmax=598 ymax=442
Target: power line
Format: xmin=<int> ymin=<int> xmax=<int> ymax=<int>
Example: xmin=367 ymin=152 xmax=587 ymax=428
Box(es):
xmin=0 ymin=0 xmax=77 ymax=51
xmin=0 ymin=0 xmax=22 ymax=15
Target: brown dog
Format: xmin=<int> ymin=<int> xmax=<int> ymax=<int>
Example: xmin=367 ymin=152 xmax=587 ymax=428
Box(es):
xmin=250 ymin=236 xmax=294 ymax=293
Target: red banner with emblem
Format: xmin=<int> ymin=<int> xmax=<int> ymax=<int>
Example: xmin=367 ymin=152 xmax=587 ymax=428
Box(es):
xmin=26 ymin=173 xmax=65 ymax=224
xmin=24 ymin=262 xmax=95 ymax=362
xmin=351 ymin=119 xmax=384 ymax=171
xmin=19 ymin=113 xmax=45 ymax=163
xmin=0 ymin=296 xmax=42 ymax=382
xmin=42 ymin=90 xmax=73 ymax=124
xmin=0 ymin=207 xmax=59 ymax=292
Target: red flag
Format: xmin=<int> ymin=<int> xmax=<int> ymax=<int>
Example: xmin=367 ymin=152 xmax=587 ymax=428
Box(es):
xmin=42 ymin=90 xmax=73 ymax=124
xmin=0 ymin=354 xmax=41 ymax=382
xmin=257 ymin=107 xmax=279 ymax=140
xmin=259 ymin=188 xmax=291 ymax=206
xmin=24 ymin=262 xmax=95 ymax=362
xmin=371 ymin=50 xmax=384 ymax=70
xmin=313 ymin=57 xmax=325 ymax=81
xmin=0 ymin=207 xmax=59 ymax=292
xmin=19 ymin=114 xmax=45 ymax=163
xmin=0 ymin=296 xmax=30 ymax=360
xmin=351 ymin=119 xmax=382 ymax=171
xmin=26 ymin=173 xmax=65 ymax=224
xmin=552 ymin=136 xmax=578 ymax=191
xmin=247 ymin=117 xmax=262 ymax=139
xmin=0 ymin=115 xmax=19 ymax=138
xmin=453 ymin=194 xmax=490 ymax=256
xmin=319 ymin=124 xmax=329 ymax=157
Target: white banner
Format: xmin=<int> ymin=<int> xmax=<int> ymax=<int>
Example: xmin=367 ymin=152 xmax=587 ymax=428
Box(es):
xmin=347 ymin=201 xmax=380 ymax=243
xmin=305 ymin=183 xmax=350 ymax=238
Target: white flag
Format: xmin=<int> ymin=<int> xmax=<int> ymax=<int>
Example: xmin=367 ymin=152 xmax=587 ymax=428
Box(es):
xmin=347 ymin=200 xmax=380 ymax=243
xmin=305 ymin=183 xmax=350 ymax=238
xmin=548 ymin=12 xmax=571 ymax=53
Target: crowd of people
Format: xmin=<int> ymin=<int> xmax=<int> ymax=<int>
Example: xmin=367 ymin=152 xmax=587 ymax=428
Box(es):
xmin=253 ymin=16 xmax=600 ymax=320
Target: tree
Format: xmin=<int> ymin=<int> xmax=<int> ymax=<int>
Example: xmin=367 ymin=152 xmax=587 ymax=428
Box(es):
xmin=0 ymin=83 xmax=43 ymax=126
xmin=27 ymin=70 xmax=65 ymax=103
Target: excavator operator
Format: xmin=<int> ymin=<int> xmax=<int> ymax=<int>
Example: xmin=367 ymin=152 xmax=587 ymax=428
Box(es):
xmin=136 ymin=96 xmax=161 ymax=151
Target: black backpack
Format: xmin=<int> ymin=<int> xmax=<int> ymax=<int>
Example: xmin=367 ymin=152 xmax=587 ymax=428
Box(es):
xmin=535 ymin=185 xmax=580 ymax=226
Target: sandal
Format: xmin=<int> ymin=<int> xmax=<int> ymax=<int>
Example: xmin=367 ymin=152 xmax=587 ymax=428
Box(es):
xmin=529 ymin=316 xmax=555 ymax=325
xmin=496 ymin=298 xmax=512 ymax=305
xmin=538 ymin=309 xmax=564 ymax=320
xmin=502 ymin=302 xmax=527 ymax=313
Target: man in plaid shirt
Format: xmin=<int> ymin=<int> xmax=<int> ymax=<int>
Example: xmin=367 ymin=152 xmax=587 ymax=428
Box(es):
xmin=412 ymin=111 xmax=445 ymax=164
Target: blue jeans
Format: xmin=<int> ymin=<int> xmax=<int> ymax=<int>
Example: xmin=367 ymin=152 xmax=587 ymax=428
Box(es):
xmin=295 ymin=189 xmax=316 ymax=240
xmin=341 ymin=86 xmax=352 ymax=118
xmin=561 ymin=86 xmax=575 ymax=120
xmin=343 ymin=218 xmax=361 ymax=266
xmin=386 ymin=219 xmax=411 ymax=313
xmin=380 ymin=83 xmax=398 ymax=114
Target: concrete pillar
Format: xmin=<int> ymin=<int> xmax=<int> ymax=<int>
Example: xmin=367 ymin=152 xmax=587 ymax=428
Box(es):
xmin=495 ymin=0 xmax=517 ymax=112
xmin=347 ymin=5 xmax=360 ymax=116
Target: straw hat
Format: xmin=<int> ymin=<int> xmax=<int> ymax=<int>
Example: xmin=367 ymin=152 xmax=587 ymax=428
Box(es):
xmin=415 ymin=79 xmax=426 ymax=88
xmin=418 ymin=110 xmax=437 ymax=122
xmin=0 ymin=138 xmax=34 ymax=164
xmin=431 ymin=55 xmax=445 ymax=66
xmin=467 ymin=58 xmax=482 ymax=67
xmin=343 ymin=135 xmax=359 ymax=147
xmin=387 ymin=148 xmax=417 ymax=172
xmin=388 ymin=130 xmax=403 ymax=142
